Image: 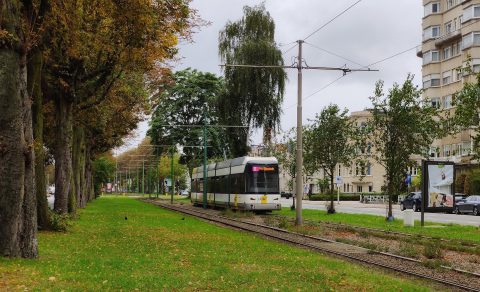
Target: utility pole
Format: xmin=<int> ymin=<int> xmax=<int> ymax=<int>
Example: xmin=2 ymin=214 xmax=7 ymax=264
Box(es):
xmin=222 ymin=42 xmax=377 ymax=225
xmin=142 ymin=160 xmax=145 ymax=196
xmin=295 ymin=40 xmax=304 ymax=226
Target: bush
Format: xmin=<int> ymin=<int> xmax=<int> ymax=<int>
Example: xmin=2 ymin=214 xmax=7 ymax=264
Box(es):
xmin=469 ymin=169 xmax=480 ymax=195
xmin=423 ymin=241 xmax=443 ymax=259
xmin=50 ymin=212 xmax=72 ymax=232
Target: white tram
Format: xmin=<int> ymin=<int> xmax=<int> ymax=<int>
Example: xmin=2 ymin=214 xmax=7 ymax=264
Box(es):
xmin=191 ymin=156 xmax=281 ymax=211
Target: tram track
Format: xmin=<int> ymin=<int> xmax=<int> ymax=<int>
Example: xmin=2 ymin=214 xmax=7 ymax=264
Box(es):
xmin=146 ymin=200 xmax=480 ymax=291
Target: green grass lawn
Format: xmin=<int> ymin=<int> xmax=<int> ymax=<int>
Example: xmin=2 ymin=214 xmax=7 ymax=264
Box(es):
xmin=0 ymin=197 xmax=444 ymax=291
xmin=274 ymin=208 xmax=480 ymax=244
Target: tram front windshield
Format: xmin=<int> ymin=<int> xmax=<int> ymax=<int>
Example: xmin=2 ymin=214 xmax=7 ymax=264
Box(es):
xmin=247 ymin=164 xmax=279 ymax=194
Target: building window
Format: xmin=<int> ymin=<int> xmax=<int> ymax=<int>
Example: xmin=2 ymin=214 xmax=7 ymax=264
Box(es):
xmin=443 ymin=95 xmax=452 ymax=108
xmin=452 ymin=42 xmax=459 ymax=55
xmin=456 ymin=68 xmax=462 ymax=81
xmin=423 ymin=50 xmax=440 ymax=64
xmin=430 ymin=146 xmax=440 ymax=158
xmin=431 ymin=97 xmax=441 ymax=108
xmin=357 ymin=185 xmax=363 ymax=193
xmin=446 ymin=0 xmax=458 ymax=10
xmin=338 ymin=165 xmax=341 ymax=176
xmin=425 ymin=2 xmax=441 ymax=16
xmin=445 ymin=21 xmax=453 ymax=34
xmin=462 ymin=141 xmax=472 ymax=156
xmin=368 ymin=185 xmax=373 ymax=193
xmin=366 ymin=163 xmax=371 ymax=176
xmin=443 ymin=47 xmax=451 ymax=59
xmin=462 ymin=32 xmax=480 ymax=49
xmin=444 ymin=144 xmax=451 ymax=157
xmin=442 ymin=70 xmax=452 ymax=84
xmin=423 ymin=74 xmax=441 ymax=88
xmin=423 ymin=26 xmax=440 ymax=41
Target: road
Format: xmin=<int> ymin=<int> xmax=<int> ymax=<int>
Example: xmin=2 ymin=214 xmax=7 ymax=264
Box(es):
xmin=280 ymin=198 xmax=480 ymax=226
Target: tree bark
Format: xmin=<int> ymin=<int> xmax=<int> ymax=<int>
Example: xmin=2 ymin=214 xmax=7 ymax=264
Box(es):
xmin=29 ymin=49 xmax=51 ymax=230
xmin=72 ymin=126 xmax=86 ymax=209
xmin=0 ymin=0 xmax=38 ymax=258
xmin=328 ymin=168 xmax=335 ymax=214
xmin=21 ymin=53 xmax=38 ymax=258
xmin=54 ymin=96 xmax=73 ymax=214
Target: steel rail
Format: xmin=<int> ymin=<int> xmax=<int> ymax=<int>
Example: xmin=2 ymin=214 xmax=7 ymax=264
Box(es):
xmin=148 ymin=201 xmax=480 ymax=292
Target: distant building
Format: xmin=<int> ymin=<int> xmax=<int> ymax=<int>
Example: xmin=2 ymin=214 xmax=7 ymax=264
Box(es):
xmin=420 ymin=0 xmax=478 ymax=167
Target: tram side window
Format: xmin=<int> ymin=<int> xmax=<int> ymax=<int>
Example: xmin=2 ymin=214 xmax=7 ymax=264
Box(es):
xmin=230 ymin=173 xmax=245 ymax=194
xmin=207 ymin=177 xmax=214 ymax=193
xmin=198 ymin=178 xmax=204 ymax=192
xmin=216 ymin=175 xmax=226 ymax=194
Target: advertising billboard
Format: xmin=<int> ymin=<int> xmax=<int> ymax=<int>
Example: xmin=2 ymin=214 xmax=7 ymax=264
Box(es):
xmin=422 ymin=161 xmax=455 ymax=213
xmin=427 ymin=164 xmax=454 ymax=208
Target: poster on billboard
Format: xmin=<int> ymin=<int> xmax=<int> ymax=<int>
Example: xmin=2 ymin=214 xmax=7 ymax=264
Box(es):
xmin=425 ymin=162 xmax=455 ymax=208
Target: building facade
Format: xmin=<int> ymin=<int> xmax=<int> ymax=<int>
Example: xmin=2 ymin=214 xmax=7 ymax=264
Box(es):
xmin=420 ymin=0 xmax=478 ymax=164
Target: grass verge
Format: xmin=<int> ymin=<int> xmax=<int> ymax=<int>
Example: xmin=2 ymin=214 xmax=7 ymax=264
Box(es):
xmin=274 ymin=208 xmax=480 ymax=245
xmin=0 ymin=197 xmax=445 ymax=291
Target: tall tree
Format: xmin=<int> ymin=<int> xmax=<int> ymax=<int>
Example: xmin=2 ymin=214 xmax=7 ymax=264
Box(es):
xmin=0 ymin=0 xmax=38 ymax=258
xmin=42 ymin=0 xmax=194 ymax=214
xmin=218 ymin=3 xmax=286 ymax=157
xmin=368 ymin=75 xmax=442 ymax=220
xmin=148 ymin=68 xmax=227 ymax=176
xmin=305 ymin=105 xmax=358 ymax=213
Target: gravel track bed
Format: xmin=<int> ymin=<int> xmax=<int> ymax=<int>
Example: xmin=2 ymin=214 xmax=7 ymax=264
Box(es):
xmin=145 ymin=199 xmax=480 ymax=291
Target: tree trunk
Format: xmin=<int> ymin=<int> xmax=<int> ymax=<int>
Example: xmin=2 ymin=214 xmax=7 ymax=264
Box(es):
xmin=0 ymin=3 xmax=38 ymax=256
xmin=328 ymin=169 xmax=336 ymax=214
xmin=54 ymin=97 xmax=73 ymax=214
xmin=21 ymin=53 xmax=38 ymax=258
xmin=387 ymin=172 xmax=394 ymax=219
xmin=29 ymin=49 xmax=51 ymax=230
xmin=84 ymin=152 xmax=93 ymax=204
xmin=72 ymin=127 xmax=86 ymax=209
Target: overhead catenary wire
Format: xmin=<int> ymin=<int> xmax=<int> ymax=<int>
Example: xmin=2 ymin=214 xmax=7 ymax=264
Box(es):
xmin=294 ymin=11 xmax=480 ymax=106
xmin=304 ymin=42 xmax=367 ymax=68
xmin=303 ymin=0 xmax=363 ymax=41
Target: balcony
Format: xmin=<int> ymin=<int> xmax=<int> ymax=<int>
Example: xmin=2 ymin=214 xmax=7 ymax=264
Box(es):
xmin=417 ymin=46 xmax=423 ymax=58
xmin=435 ymin=30 xmax=462 ymax=47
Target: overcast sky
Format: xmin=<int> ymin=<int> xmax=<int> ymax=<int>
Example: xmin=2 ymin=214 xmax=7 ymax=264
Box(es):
xmin=118 ymin=0 xmax=422 ymax=153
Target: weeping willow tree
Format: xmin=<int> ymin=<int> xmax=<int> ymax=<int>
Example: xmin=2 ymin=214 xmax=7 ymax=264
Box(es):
xmin=218 ymin=3 xmax=286 ymax=157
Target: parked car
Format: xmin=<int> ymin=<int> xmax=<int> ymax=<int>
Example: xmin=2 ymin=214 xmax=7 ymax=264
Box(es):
xmin=454 ymin=195 xmax=480 ymax=216
xmin=281 ymin=191 xmax=293 ymax=199
xmin=400 ymin=192 xmax=422 ymax=212
xmin=454 ymin=193 xmax=467 ymax=203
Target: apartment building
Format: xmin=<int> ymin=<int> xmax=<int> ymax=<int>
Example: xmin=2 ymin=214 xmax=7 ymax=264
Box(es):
xmin=421 ymin=0 xmax=479 ymax=164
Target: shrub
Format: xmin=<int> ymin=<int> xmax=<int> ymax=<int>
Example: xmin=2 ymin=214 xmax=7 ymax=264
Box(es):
xmin=278 ymin=217 xmax=290 ymax=229
xmin=398 ymin=242 xmax=420 ymax=259
xmin=455 ymin=173 xmax=466 ymax=193
xmin=423 ymin=241 xmax=443 ymax=259
xmin=50 ymin=212 xmax=71 ymax=232
xmin=469 ymin=169 xmax=480 ymax=195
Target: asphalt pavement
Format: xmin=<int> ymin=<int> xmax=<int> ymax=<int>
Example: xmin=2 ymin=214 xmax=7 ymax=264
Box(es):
xmin=280 ymin=198 xmax=480 ymax=226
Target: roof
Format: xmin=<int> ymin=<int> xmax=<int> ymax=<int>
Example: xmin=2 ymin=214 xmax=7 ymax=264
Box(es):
xmin=193 ymin=156 xmax=278 ymax=173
